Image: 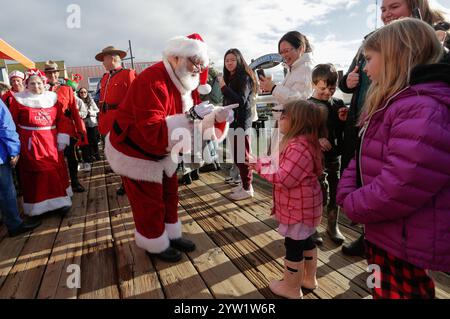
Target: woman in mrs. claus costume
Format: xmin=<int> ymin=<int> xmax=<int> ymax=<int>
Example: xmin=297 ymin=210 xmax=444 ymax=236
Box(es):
xmin=9 ymin=69 xmax=72 ymax=217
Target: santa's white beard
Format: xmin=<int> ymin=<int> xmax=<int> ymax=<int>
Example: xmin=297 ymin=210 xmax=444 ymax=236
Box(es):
xmin=175 ymin=61 xmax=200 ymax=92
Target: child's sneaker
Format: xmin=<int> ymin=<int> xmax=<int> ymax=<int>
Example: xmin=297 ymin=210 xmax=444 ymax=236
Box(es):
xmin=229 ymin=185 xmax=254 ymax=201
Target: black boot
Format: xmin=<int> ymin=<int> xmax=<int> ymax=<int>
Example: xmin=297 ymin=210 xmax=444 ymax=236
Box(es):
xmin=179 ymin=174 xmax=192 ymax=185
xmin=190 ymin=169 xmax=199 ymax=181
xmin=116 ymin=184 xmax=126 ymax=196
xmin=327 ymin=207 xmax=345 ymax=245
xmin=199 ymin=163 xmax=217 ymax=173
xmin=9 ymin=219 xmax=42 ymax=237
xmin=342 ymin=234 xmax=366 ymax=257
xmin=147 ymin=247 xmax=182 ymax=263
xmin=72 ymin=181 xmax=85 ymax=193
xmin=170 ymin=237 xmax=196 ymax=252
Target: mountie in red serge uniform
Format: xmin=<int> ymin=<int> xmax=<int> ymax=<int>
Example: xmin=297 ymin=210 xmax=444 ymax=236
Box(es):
xmin=105 ymin=36 xmax=228 ymax=254
xmin=98 ymin=67 xmax=136 ymax=136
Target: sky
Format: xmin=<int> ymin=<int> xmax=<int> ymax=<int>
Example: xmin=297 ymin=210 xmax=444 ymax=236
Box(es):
xmin=1 ymin=0 xmax=449 ymax=75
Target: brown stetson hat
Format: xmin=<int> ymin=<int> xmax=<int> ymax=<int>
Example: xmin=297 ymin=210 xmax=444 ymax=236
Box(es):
xmin=44 ymin=60 xmax=65 ymax=73
xmin=95 ymin=46 xmax=127 ymax=62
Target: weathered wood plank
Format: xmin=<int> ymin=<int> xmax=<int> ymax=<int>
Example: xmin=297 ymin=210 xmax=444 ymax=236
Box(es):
xmin=178 ymin=205 xmax=264 ymax=299
xmin=179 ymin=185 xmax=307 ymax=299
xmin=0 ymin=213 xmax=63 ymax=298
xmin=36 ymin=169 xmax=90 ymax=299
xmin=78 ymin=162 xmax=120 ymax=299
xmin=106 ymin=174 xmax=165 ymax=299
xmin=0 ymin=231 xmax=29 ymax=290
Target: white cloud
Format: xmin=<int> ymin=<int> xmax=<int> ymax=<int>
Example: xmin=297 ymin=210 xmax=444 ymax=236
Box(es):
xmin=1 ymin=0 xmax=364 ymax=71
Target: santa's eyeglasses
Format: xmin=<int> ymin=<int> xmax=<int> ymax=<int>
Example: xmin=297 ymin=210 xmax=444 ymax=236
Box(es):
xmin=188 ymin=57 xmax=206 ymax=73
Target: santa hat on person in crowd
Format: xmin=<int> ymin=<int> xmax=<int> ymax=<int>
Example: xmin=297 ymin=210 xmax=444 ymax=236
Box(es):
xmin=25 ymin=69 xmax=48 ymax=85
xmin=163 ymin=33 xmax=212 ymax=95
xmin=9 ymin=70 xmax=25 ymax=81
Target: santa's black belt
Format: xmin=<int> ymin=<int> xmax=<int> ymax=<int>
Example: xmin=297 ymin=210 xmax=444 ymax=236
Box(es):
xmin=113 ymin=121 xmax=167 ymax=161
xmin=101 ymin=103 xmax=119 ymax=113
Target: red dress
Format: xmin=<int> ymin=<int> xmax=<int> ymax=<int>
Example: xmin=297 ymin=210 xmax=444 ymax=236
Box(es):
xmin=9 ymin=91 xmax=72 ymax=216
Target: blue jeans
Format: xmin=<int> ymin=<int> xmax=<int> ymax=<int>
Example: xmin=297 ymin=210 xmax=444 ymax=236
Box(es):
xmin=0 ymin=164 xmax=22 ymax=232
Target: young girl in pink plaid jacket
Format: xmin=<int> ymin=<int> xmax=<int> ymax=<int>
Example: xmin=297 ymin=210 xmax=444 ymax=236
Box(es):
xmin=249 ymin=100 xmax=325 ymax=299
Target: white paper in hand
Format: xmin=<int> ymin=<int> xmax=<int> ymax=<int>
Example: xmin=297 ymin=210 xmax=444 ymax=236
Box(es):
xmin=224 ymin=103 xmax=239 ymax=110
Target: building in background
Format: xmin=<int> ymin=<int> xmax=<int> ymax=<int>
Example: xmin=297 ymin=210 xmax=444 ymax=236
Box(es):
xmin=67 ymin=62 xmax=156 ymax=92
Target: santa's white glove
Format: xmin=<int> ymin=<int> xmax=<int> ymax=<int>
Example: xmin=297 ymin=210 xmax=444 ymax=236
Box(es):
xmin=57 ymin=143 xmax=67 ymax=152
xmin=190 ymin=101 xmax=215 ymax=120
xmin=216 ymin=108 xmax=234 ymax=123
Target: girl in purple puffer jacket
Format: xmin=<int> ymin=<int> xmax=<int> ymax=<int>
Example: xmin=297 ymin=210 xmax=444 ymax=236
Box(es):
xmin=337 ymin=18 xmax=450 ymax=299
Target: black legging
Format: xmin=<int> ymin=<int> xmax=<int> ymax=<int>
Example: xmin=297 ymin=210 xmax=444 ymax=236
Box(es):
xmin=285 ymin=236 xmax=316 ymax=262
xmin=65 ymin=137 xmax=79 ymax=185
xmin=87 ymin=126 xmax=100 ymax=159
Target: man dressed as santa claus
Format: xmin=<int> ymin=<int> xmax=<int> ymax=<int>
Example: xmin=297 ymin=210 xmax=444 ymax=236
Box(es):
xmin=105 ymin=33 xmax=233 ymax=262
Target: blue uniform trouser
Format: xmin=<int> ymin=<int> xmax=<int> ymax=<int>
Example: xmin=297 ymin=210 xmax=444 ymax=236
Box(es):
xmin=0 ymin=164 xmax=22 ymax=232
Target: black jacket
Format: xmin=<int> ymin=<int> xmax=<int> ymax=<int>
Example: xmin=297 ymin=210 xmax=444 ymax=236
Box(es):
xmin=221 ymin=74 xmax=253 ymax=131
xmin=308 ymin=97 xmax=346 ymax=161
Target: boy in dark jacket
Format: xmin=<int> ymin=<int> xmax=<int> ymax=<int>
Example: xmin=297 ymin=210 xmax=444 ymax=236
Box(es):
xmin=308 ymin=64 xmax=347 ymax=245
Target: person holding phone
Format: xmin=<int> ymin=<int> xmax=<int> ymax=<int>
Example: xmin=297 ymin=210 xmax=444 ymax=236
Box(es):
xmin=219 ymin=48 xmax=258 ymax=201
xmin=259 ymin=31 xmax=313 ymax=104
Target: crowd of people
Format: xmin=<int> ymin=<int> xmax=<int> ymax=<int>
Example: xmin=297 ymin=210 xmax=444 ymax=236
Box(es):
xmin=0 ymin=0 xmax=449 ymax=299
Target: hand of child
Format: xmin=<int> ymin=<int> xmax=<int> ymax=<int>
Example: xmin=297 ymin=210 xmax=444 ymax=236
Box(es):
xmin=319 ymin=138 xmax=332 ymax=152
xmin=338 ymin=107 xmax=349 ymax=122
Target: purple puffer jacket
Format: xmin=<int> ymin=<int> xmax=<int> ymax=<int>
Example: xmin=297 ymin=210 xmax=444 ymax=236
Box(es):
xmin=337 ymin=64 xmax=450 ymax=272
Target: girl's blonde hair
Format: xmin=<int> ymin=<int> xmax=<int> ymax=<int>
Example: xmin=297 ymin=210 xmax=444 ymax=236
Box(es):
xmin=280 ymin=100 xmax=325 ymax=176
xmin=361 ymin=18 xmax=443 ymax=123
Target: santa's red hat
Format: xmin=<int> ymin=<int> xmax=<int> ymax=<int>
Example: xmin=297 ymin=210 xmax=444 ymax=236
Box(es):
xmin=164 ymin=33 xmax=211 ymax=95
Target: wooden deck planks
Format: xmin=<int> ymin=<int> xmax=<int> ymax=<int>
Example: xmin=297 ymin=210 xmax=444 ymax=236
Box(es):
xmin=0 ymin=160 xmax=448 ymax=299
xmin=106 ymin=174 xmax=165 ymax=299
xmin=37 ymin=171 xmax=90 ymax=299
xmin=78 ymin=161 xmax=120 ymax=299
xmin=178 ymin=206 xmax=264 ymax=299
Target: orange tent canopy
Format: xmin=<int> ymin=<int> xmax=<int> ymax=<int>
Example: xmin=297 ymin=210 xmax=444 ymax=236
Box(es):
xmin=0 ymin=38 xmax=35 ymax=69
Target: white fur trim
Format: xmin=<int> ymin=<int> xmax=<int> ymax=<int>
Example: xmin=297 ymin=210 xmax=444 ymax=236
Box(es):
xmin=164 ymin=36 xmax=209 ymax=65
xmin=163 ymin=59 xmax=194 ymax=112
xmin=166 ymin=220 xmax=182 ymax=240
xmin=13 ymin=91 xmax=57 ymax=109
xmin=198 ymin=84 xmax=212 ymax=95
xmin=23 ymin=187 xmax=72 ymax=216
xmin=104 ymin=134 xmax=179 ymax=183
xmin=215 ymin=121 xmax=229 ymax=144
xmin=201 ymin=109 xmax=230 ymax=144
xmin=57 ymin=133 xmax=70 ymax=146
xmin=166 ymin=114 xmax=193 ymax=152
xmin=135 ymin=229 xmax=170 ymax=254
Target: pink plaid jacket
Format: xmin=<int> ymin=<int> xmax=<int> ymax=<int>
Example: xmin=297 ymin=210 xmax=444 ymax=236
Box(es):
xmin=256 ymin=136 xmax=323 ymax=227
